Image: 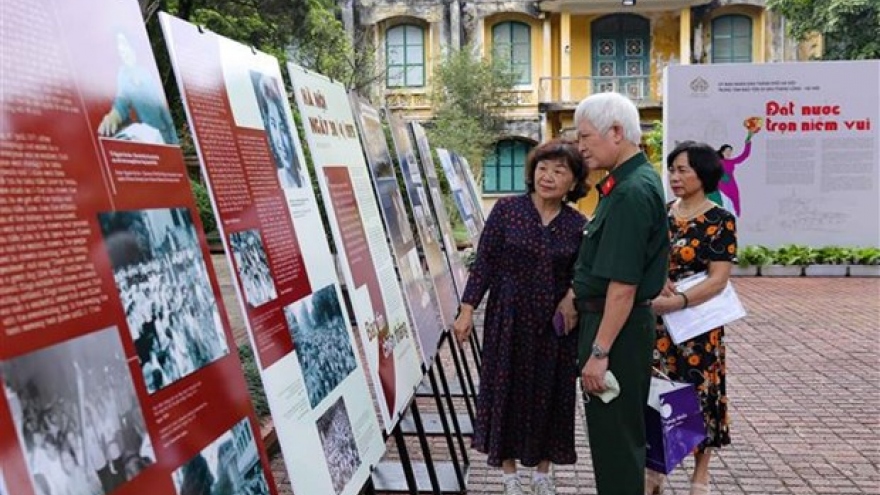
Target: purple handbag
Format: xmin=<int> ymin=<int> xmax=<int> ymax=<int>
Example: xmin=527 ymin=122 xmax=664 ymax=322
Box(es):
xmin=645 ymin=375 xmax=707 ymax=474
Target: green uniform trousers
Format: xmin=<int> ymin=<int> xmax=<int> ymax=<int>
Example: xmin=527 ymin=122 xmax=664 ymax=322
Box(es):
xmin=580 ymin=307 xmax=655 ymax=495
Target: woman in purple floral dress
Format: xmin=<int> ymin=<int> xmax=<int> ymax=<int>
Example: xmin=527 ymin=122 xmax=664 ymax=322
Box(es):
xmin=453 ymin=139 xmax=588 ymax=495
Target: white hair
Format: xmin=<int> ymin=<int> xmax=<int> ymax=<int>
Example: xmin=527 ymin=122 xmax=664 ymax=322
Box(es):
xmin=574 ymin=92 xmax=642 ymax=145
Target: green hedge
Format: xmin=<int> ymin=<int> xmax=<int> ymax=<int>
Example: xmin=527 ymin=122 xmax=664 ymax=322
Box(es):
xmin=238 ymin=344 xmax=270 ymax=418
xmin=738 ymin=245 xmax=880 ymax=267
xmin=189 ymin=179 xmax=217 ymax=235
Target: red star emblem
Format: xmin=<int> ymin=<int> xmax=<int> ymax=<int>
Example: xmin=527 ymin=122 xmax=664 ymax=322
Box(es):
xmin=599 ymin=175 xmax=616 ymax=196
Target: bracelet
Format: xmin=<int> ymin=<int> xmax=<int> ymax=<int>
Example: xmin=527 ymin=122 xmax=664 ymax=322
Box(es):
xmin=677 ymin=291 xmax=689 ymax=309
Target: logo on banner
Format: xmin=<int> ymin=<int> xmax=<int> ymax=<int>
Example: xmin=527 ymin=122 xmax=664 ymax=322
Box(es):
xmin=689 ymin=76 xmax=709 ymax=96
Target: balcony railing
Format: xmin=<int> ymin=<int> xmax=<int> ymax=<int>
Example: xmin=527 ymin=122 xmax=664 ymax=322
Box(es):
xmin=538 ymin=75 xmax=653 ymax=106
xmin=386 ymin=88 xmax=538 ymax=112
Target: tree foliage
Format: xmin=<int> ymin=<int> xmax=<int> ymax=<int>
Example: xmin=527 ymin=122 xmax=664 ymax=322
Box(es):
xmin=158 ymin=0 xmax=307 ymax=59
xmin=643 ymin=120 xmax=664 ymax=176
xmin=289 ymin=0 xmax=381 ymax=92
xmin=427 ymin=46 xmax=517 ymax=182
xmin=139 ymin=0 xmax=375 ymax=154
xmin=142 ymin=0 xmax=376 ymax=90
xmin=189 ymin=180 xmax=217 ymax=234
xmin=767 ymin=0 xmax=880 ymax=60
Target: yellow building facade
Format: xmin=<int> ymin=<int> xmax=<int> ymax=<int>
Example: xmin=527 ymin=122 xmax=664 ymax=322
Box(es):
xmin=344 ymin=0 xmax=814 ymax=215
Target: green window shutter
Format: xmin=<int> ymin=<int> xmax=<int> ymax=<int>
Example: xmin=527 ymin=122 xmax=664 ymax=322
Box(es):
xmin=484 ymin=140 xmax=532 ymax=193
xmin=492 ymin=22 xmax=531 ymax=85
xmin=712 ymin=15 xmax=752 ymax=64
xmin=386 ymin=24 xmax=425 ymax=88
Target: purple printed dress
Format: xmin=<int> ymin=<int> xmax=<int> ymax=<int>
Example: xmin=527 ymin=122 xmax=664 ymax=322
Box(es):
xmin=462 ymin=194 xmax=584 ymax=467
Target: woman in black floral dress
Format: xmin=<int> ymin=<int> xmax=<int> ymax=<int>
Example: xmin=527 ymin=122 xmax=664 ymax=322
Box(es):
xmin=646 ymin=141 xmax=737 ymax=495
xmin=453 ymin=139 xmax=588 ymax=495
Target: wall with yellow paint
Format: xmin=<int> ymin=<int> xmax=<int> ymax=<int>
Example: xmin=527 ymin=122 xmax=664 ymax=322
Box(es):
xmin=569 ymin=15 xmax=593 ymax=100
xmin=650 ymin=12 xmax=681 ymax=102
xmin=550 ymin=14 xmax=561 ymax=102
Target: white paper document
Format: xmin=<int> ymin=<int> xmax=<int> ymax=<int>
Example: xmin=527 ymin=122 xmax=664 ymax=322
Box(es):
xmin=661 ymin=272 xmax=747 ymax=344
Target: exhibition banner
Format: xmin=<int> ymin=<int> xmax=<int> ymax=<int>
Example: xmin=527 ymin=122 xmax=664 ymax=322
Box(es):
xmin=350 ymin=98 xmax=443 ymax=365
xmin=451 ymin=152 xmax=486 ymax=226
xmin=436 ymin=148 xmax=484 ymax=244
xmin=160 ymin=14 xmax=384 ymax=495
xmin=385 ymin=112 xmax=459 ymax=330
xmin=410 ymin=123 xmax=470 ymax=296
xmin=664 ymin=61 xmax=880 ymax=247
xmin=288 ymin=64 xmax=423 ymax=431
xmin=0 ymin=1 xmax=274 ymax=495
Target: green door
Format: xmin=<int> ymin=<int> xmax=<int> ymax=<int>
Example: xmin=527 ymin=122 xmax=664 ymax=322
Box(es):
xmin=591 ymin=14 xmax=650 ymax=100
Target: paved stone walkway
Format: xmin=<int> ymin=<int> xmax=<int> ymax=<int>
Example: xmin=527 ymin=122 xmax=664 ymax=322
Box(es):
xmin=208 ymin=255 xmax=879 ymax=495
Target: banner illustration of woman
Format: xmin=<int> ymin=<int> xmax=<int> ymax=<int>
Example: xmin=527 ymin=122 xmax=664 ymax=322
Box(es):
xmin=710 ymin=116 xmax=762 ymax=216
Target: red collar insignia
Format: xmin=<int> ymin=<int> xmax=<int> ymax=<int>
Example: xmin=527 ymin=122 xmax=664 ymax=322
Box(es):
xmin=599 ymin=175 xmax=617 ymax=196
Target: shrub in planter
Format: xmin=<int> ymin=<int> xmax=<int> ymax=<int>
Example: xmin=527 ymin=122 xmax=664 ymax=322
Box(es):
xmin=851 ymin=247 xmax=880 ymax=265
xmin=735 ymin=246 xmax=772 ymax=276
xmin=762 ymin=244 xmax=813 ymax=277
xmin=850 ymin=247 xmax=880 ymax=277
xmin=805 ymin=246 xmax=852 ymax=277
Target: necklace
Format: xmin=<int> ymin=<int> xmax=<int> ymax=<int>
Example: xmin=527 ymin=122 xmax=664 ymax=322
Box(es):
xmin=673 ymin=198 xmax=713 ymax=219
xmin=531 ymin=194 xmax=563 ymax=226
xmin=538 ymin=205 xmax=562 ymax=226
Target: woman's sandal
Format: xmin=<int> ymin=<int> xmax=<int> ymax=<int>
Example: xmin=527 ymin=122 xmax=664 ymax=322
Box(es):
xmin=644 ymin=470 xmax=666 ymax=495
xmin=689 ymin=482 xmax=711 ymax=495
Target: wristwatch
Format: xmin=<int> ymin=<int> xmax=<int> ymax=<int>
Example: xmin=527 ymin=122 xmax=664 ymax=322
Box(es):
xmin=591 ymin=344 xmax=610 ymax=359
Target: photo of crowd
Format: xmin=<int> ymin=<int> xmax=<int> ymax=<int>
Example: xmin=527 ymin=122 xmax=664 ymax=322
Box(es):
xmin=316 ymin=398 xmax=361 ymax=495
xmin=1 ymin=327 xmax=155 ymax=495
xmin=98 ymin=207 xmax=230 ymax=395
xmin=229 ymin=229 xmax=278 ymax=308
xmin=172 ymin=417 xmax=270 ymax=495
xmin=283 ymin=285 xmax=357 ymax=409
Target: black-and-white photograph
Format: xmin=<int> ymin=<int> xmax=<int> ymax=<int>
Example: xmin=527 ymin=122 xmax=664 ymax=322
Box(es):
xmin=1 ymin=327 xmax=155 ymax=495
xmin=377 ymin=181 xmax=414 ymax=247
xmin=251 ymin=70 xmax=306 ymax=190
xmin=98 ymin=207 xmax=230 ymax=395
xmin=283 ymin=285 xmax=357 ymax=409
xmin=414 ymin=187 xmax=442 ymax=245
xmin=229 ymin=230 xmax=278 ymax=308
xmin=172 ymin=417 xmax=270 ymax=495
xmin=316 ymin=397 xmax=361 ymax=495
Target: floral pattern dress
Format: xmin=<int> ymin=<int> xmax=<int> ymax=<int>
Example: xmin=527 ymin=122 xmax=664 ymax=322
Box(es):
xmin=462 ymin=194 xmax=585 ymax=467
xmin=653 ymin=204 xmax=737 ymax=450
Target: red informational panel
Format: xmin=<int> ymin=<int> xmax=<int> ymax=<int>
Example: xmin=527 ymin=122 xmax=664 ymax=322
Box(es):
xmin=350 ymin=98 xmax=443 ymax=365
xmin=288 ymin=64 xmax=424 ymax=432
xmin=160 ymin=14 xmax=385 ymax=495
xmin=0 ymin=1 xmax=276 ymax=495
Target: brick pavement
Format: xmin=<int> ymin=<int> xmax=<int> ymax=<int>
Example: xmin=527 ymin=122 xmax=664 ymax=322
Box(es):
xmin=208 ymin=255 xmax=880 ymax=495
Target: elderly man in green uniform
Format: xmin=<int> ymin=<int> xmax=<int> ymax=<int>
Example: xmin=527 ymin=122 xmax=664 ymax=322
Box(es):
xmin=562 ymin=92 xmax=669 ymax=494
